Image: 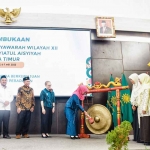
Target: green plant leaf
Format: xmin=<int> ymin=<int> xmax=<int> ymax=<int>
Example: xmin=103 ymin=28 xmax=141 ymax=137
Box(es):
xmin=106 ymin=121 xmax=132 ymax=150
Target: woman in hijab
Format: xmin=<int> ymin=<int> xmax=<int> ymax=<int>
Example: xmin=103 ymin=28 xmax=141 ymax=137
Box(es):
xmin=129 ymin=73 xmax=141 ymax=142
xmin=138 ymin=73 xmax=150 ymax=145
xmin=65 ymin=84 xmax=89 ymax=139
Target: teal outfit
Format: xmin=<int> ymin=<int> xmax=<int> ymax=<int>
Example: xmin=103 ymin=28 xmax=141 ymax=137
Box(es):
xmin=65 ymin=94 xmax=84 ymax=136
xmin=40 ymin=88 xmax=55 ymax=134
xmin=40 ymin=88 xmax=55 ymax=108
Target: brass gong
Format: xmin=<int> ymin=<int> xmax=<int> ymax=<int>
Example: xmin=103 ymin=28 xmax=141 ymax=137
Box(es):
xmin=85 ymin=104 xmax=112 ymax=134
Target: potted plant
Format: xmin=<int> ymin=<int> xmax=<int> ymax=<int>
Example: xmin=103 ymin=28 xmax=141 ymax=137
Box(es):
xmin=106 ymin=121 xmax=132 ymax=150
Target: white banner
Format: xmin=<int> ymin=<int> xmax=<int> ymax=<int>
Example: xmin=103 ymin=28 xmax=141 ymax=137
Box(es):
xmin=0 ymin=29 xmax=91 ymax=96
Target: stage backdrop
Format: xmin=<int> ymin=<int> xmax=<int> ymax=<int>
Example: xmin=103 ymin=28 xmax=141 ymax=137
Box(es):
xmin=0 ymin=29 xmax=91 ymax=96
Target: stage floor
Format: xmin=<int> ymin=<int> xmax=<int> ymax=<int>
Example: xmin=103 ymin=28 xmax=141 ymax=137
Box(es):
xmin=0 ymin=134 xmax=149 ymax=150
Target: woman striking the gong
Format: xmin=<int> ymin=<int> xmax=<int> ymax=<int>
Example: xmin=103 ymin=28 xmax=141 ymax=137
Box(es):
xmin=65 ymin=84 xmax=89 ymax=139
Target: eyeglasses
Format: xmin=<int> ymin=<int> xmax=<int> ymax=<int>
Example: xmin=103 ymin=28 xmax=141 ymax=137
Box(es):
xmin=47 ymin=85 xmax=51 ymax=86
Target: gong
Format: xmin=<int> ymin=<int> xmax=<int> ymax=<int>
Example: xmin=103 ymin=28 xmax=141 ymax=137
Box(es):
xmin=85 ymin=104 xmax=112 ymax=134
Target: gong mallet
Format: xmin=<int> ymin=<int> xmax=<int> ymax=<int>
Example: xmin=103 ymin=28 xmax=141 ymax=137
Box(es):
xmin=86 ymin=114 xmax=94 ymax=124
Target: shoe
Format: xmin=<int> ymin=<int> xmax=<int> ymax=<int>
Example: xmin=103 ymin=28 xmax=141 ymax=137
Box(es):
xmin=144 ymin=142 xmax=150 ymax=145
xmin=45 ymin=133 xmax=50 ymax=138
xmin=3 ymin=135 xmax=11 ymax=139
xmin=137 ymin=141 xmax=144 ymax=143
xmin=74 ymin=136 xmax=80 ymax=139
xmin=16 ymin=135 xmax=21 ymax=139
xmin=22 ymin=134 xmax=30 ymax=138
xmin=42 ymin=134 xmax=47 ymax=138
xmin=70 ymin=136 xmax=75 ymax=139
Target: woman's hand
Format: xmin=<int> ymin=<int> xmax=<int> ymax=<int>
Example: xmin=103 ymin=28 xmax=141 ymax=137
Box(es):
xmin=84 ymin=111 xmax=90 ymax=118
xmin=132 ymin=106 xmax=136 ymax=111
xmin=142 ymin=110 xmax=146 ymax=114
xmin=42 ymin=108 xmax=46 ymax=114
xmin=52 ymin=107 xmax=55 ymax=113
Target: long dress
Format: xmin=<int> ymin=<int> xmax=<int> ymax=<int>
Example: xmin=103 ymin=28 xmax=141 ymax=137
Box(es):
xmin=65 ymin=94 xmax=84 ymax=136
xmin=133 ymin=108 xmax=141 ymax=142
xmin=138 ymin=89 xmax=150 ymax=143
xmin=131 ymin=97 xmax=141 ymax=142
xmin=128 ymin=73 xmax=141 ymax=142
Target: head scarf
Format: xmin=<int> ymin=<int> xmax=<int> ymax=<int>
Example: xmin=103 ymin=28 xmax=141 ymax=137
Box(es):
xmin=73 ymin=85 xmax=88 ymax=100
xmin=138 ymin=73 xmax=150 ymax=104
xmin=138 ymin=73 xmax=150 ymax=90
xmin=129 ymin=73 xmax=141 ymax=104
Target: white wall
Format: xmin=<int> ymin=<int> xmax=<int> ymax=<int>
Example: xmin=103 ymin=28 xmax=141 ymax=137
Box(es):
xmin=1 ymin=0 xmax=150 ymax=19
xmin=1 ymin=0 xmax=150 ymax=35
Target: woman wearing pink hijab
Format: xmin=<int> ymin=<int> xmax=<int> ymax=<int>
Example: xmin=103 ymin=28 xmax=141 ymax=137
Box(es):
xmin=65 ymin=84 xmax=89 ymax=139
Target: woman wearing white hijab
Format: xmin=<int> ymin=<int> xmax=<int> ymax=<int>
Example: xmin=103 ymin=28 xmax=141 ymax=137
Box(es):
xmin=129 ymin=73 xmax=141 ymax=142
xmin=138 ymin=73 xmax=150 ymax=145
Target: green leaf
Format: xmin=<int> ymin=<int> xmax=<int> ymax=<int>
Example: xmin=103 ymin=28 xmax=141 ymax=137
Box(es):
xmin=106 ymin=121 xmax=132 ymax=150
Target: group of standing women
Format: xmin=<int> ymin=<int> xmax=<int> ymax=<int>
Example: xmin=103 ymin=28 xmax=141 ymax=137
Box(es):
xmin=129 ymin=73 xmax=150 ymax=145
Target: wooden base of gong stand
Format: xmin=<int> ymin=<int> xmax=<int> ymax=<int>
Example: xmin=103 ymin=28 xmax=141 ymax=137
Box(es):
xmin=78 ymin=101 xmax=90 ymax=138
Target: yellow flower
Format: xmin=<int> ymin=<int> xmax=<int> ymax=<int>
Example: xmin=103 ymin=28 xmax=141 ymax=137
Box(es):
xmin=111 ymin=96 xmax=117 ymax=106
xmin=122 ymin=94 xmax=130 ymax=103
